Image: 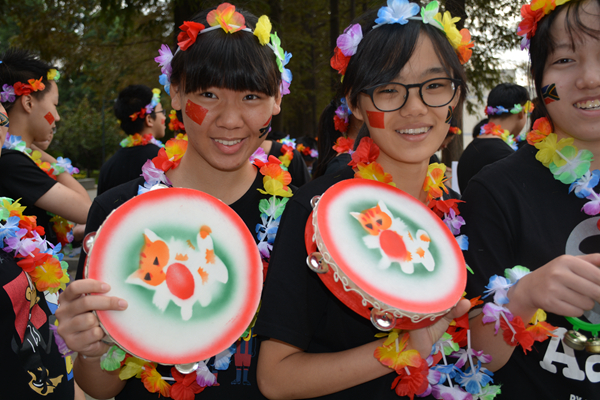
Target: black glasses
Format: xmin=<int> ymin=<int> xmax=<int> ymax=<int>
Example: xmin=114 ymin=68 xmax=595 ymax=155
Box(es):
xmin=361 ymin=78 xmax=461 ymax=112
xmin=154 ymin=109 xmax=166 ymax=115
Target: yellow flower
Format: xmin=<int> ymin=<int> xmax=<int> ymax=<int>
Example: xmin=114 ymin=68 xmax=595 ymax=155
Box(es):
xmin=423 ymin=163 xmax=448 ymax=201
xmin=354 ymin=162 xmax=396 ymax=187
xmin=119 ymin=357 xmax=148 ymax=380
xmin=278 ymin=152 xmax=293 ymax=168
xmin=30 ymin=258 xmax=68 ymax=293
xmin=152 ymin=88 xmax=161 ymax=96
xmin=529 ymin=309 xmax=547 ymax=325
xmin=434 ymin=11 xmax=462 ymax=48
xmin=254 ymin=15 xmax=272 ymax=46
xmin=534 ymin=133 xmax=573 ymax=167
xmin=373 ymin=332 xmax=422 ymax=373
xmin=259 ymin=176 xmax=293 ymax=197
xmin=47 ymin=69 xmax=60 ymax=81
xmin=141 ymin=364 xmax=171 ymax=397
xmin=1 ymin=198 xmax=26 ymax=217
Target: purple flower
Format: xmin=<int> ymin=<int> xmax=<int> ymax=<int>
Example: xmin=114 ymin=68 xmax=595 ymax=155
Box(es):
xmin=155 ymin=44 xmax=173 ymax=77
xmin=249 ymin=147 xmax=268 ymax=164
xmin=583 ymin=195 xmax=600 ymax=216
xmin=431 ymin=384 xmax=473 ymax=400
xmin=195 ymin=363 xmax=217 ymax=387
xmin=140 ymin=159 xmax=171 ymax=187
xmin=0 ymin=216 xmax=20 ymax=248
xmin=280 ymin=80 xmax=291 ymax=96
xmin=50 ymin=324 xmax=75 ymax=357
xmin=443 ymin=208 xmax=465 ymax=235
xmin=1 ymin=84 xmax=15 ymax=103
xmin=482 ymin=302 xmax=512 ymax=334
xmin=337 ymin=24 xmax=363 ymax=57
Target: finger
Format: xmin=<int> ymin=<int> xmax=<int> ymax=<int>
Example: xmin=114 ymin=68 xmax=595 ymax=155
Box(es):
xmin=578 ymin=253 xmax=600 ymax=268
xmin=59 ymin=294 xmax=127 ymax=320
xmin=59 ymin=279 xmax=111 ymax=303
xmin=446 ymin=299 xmax=471 ymax=321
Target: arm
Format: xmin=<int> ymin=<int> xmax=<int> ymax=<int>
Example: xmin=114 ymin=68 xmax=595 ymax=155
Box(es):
xmin=55 ymin=279 xmax=128 ymax=399
xmin=32 ymin=146 xmax=91 ymax=223
xmin=257 ymin=302 xmax=470 ymax=399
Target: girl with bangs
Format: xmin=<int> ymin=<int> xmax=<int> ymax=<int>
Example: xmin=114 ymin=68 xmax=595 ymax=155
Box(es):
xmin=460 ymin=0 xmax=600 ymax=398
xmin=55 ymin=4 xmax=293 ymax=399
xmin=254 ymin=1 xmax=488 ymax=399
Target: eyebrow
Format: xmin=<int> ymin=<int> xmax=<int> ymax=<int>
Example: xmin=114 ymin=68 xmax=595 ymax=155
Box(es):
xmin=399 ymin=67 xmax=447 ymax=80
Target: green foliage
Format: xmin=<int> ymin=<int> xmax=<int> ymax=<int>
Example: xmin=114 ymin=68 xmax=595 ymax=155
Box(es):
xmin=50 ymin=97 xmax=122 ymax=175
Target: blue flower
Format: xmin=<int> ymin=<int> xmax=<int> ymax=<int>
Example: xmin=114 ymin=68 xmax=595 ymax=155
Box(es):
xmin=569 ymin=170 xmax=600 ymax=198
xmin=374 ymin=0 xmax=420 ymax=26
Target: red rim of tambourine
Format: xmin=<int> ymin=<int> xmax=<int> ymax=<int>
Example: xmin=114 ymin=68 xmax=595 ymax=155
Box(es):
xmin=85 ymin=187 xmax=262 ymax=365
xmin=304 ymin=179 xmax=466 ymax=330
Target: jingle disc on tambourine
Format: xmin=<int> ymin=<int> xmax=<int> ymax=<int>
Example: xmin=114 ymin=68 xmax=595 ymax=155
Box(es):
xmin=305 ymin=179 xmax=467 ymax=331
xmin=85 ymin=187 xmax=262 ymax=365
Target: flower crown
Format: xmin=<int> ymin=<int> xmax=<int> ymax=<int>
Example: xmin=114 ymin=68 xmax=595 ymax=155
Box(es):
xmin=331 ymin=0 xmax=473 ymax=78
xmin=155 ymin=3 xmax=292 ymax=98
xmin=517 ymin=0 xmax=571 ymax=50
xmin=485 ymin=100 xmax=534 ymax=116
xmin=0 ymin=69 xmax=60 ymax=104
xmin=129 ymin=88 xmax=162 ymax=121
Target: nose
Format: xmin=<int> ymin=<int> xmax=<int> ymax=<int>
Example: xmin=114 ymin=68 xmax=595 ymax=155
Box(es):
xmin=215 ymin=102 xmax=244 ymax=130
xmin=399 ymin=87 xmax=428 ymax=117
xmin=575 ymin=59 xmax=600 ymax=90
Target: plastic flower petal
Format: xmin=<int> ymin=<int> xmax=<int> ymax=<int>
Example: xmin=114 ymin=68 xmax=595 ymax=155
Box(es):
xmin=583 ymin=193 xmax=600 ymax=215
xmin=1 ymin=84 xmax=15 ymax=103
xmin=374 ymin=333 xmax=422 ymax=373
xmin=455 ymin=362 xmax=494 ymax=395
xmin=349 ymin=137 xmax=379 ymax=167
xmin=569 ymin=170 xmax=600 ymax=198
xmin=443 ymin=208 xmax=465 ymax=235
xmin=100 ymin=345 xmax=126 ymax=371
xmin=170 ymin=367 xmax=204 ymax=400
xmin=155 ymin=44 xmax=173 ymax=76
xmin=423 ymin=163 xmax=448 ymax=201
xmin=504 ymin=265 xmax=531 ymax=283
xmin=177 ymin=21 xmax=206 ymax=51
xmin=119 ymin=356 xmax=147 ymax=380
xmin=431 ymin=383 xmax=472 ymax=400
xmin=434 ymin=11 xmax=462 ymax=48
xmin=456 ymin=29 xmax=474 ymax=64
xmin=375 ymin=0 xmax=420 ymax=26
xmin=500 ymin=316 xmax=535 ymax=352
xmin=534 ymin=133 xmax=573 ymax=167
xmin=141 ymin=364 xmax=171 ymax=397
xmin=526 ymin=117 xmax=552 ymax=144
xmin=483 ymin=275 xmax=511 ymax=303
xmin=482 ymin=302 xmax=512 ymax=334
xmin=337 ymin=24 xmax=363 ymax=57
xmin=549 ymin=147 xmax=593 ymax=184
xmin=421 ymin=1 xmax=442 ymax=27
xmin=333 ymin=137 xmax=354 ymax=154
xmin=354 ymin=162 xmax=396 ymax=187
xmin=330 ymin=47 xmax=351 ymax=76
xmin=254 ymin=15 xmax=272 ymax=45
xmin=207 ymin=3 xmax=246 ymax=33
xmin=47 ymin=69 xmax=60 ymax=81
xmin=249 ymin=147 xmax=269 ymax=165
xmin=28 ymin=77 xmax=45 ymax=92
xmin=196 ymin=362 xmax=217 ymax=387
xmin=391 ymin=358 xmax=429 ymax=398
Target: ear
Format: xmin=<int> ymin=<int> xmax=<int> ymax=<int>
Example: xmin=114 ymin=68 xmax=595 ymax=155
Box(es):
xmin=272 ymin=94 xmax=282 ymax=116
xmin=144 ymin=113 xmax=155 ymax=128
xmin=170 ymin=84 xmax=182 ymax=111
xmin=346 ymin=96 xmax=364 ymax=122
xmin=20 ymin=94 xmax=33 ymax=114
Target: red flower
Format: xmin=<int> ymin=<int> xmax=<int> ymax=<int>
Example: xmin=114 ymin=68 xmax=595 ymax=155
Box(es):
xmin=330 ymin=47 xmax=351 ymax=76
xmin=391 ymin=358 xmax=429 ymax=399
xmin=177 ymin=21 xmax=206 ymax=51
xmin=16 ymin=249 xmax=52 ymax=273
xmin=332 ymin=137 xmax=354 ymax=154
xmin=349 ymin=137 xmax=378 ymax=168
xmin=170 ymin=367 xmax=204 ymax=400
xmin=428 ymin=198 xmax=463 ymax=218
xmin=501 ymin=316 xmax=535 ymax=353
xmin=280 ymin=144 xmax=294 ymax=156
xmin=333 ymin=115 xmax=349 ymax=133
xmin=518 ymin=4 xmax=544 ymax=40
xmin=13 ymin=82 xmax=32 ymax=96
xmin=526 ymin=117 xmax=552 ymax=145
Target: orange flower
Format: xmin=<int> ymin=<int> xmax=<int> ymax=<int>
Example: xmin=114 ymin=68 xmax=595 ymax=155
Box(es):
xmin=527 ymin=117 xmax=552 ymax=145
xmin=141 ymin=364 xmax=171 ymax=397
xmin=177 ymin=21 xmax=206 ymax=51
xmin=28 ymin=77 xmax=45 ymax=92
xmin=423 ymin=163 xmax=448 ymax=201
xmin=332 ymin=137 xmax=354 ymax=154
xmin=28 ymin=257 xmax=68 ymax=293
xmin=518 ymin=4 xmax=545 ymax=40
xmin=354 ymin=162 xmax=396 ymax=187
xmin=349 ymin=137 xmax=379 ymax=167
xmin=374 ymin=332 xmax=422 ymax=373
xmin=456 ymin=29 xmax=474 ymax=65
xmin=206 ymin=3 xmax=246 ymax=33
xmin=330 ymin=47 xmax=351 ymax=76
xmin=428 ymin=198 xmax=463 ymax=218
xmin=152 ymin=137 xmax=188 ymax=171
xmin=258 ymin=161 xmax=293 ymax=197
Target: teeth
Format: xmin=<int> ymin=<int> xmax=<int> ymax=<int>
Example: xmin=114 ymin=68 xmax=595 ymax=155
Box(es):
xmin=575 ymin=99 xmax=600 ymax=110
xmin=396 ymin=127 xmax=430 ymax=135
xmin=214 ymin=138 xmax=242 ymax=146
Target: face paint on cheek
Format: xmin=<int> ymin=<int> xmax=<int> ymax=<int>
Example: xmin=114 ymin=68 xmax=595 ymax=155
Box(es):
xmin=185 ymin=100 xmax=208 ymax=126
xmin=44 ymin=112 xmax=55 ymax=125
xmin=259 ymin=116 xmax=272 ymax=138
xmin=366 ymin=111 xmax=385 ymax=129
xmin=0 ymin=112 xmax=8 ymax=128
xmin=542 ymin=83 xmax=560 ymax=104
xmin=445 ymin=106 xmax=453 ymax=124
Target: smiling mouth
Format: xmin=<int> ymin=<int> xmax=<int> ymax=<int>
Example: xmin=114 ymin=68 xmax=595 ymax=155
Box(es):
xmin=214 ymin=138 xmax=243 ymax=146
xmin=575 ymin=99 xmax=600 ymax=110
xmin=395 ymin=127 xmax=431 ymax=135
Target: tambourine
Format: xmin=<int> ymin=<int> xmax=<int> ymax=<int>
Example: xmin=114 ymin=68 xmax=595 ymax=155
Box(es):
xmin=84 ymin=186 xmax=262 ymax=368
xmin=304 ymin=179 xmax=466 ymax=331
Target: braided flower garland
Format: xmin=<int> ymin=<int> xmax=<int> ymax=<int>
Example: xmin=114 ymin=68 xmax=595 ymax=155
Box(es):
xmin=98 ymin=135 xmax=292 ymax=398
xmin=479 ymin=122 xmax=517 ymax=151
xmin=120 ymin=133 xmax=164 ymax=149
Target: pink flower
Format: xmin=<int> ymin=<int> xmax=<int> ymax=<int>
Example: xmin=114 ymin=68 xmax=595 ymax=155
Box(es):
xmin=249 ymin=147 xmax=268 ymax=165
xmin=337 ymin=24 xmax=363 ymax=57
xmin=155 ymin=44 xmax=173 ymax=77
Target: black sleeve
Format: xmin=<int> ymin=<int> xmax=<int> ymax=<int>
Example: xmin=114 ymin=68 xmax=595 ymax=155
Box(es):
xmin=0 ymin=150 xmax=58 ymax=205
xmin=255 ymin=196 xmax=328 ymax=349
xmin=288 ymin=149 xmax=311 ymax=187
xmin=460 ymin=177 xmax=517 ymax=298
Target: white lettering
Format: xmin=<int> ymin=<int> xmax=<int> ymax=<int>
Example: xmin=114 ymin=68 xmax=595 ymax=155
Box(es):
xmin=585 ymin=355 xmax=600 ymax=383
xmin=540 ymin=328 xmax=585 ymax=380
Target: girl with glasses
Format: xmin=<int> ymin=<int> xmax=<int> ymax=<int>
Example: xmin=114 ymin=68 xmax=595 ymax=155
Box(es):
xmin=255 ymin=1 xmax=478 ymax=398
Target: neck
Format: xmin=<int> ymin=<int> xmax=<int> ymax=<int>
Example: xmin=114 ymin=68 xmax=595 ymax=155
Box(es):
xmin=166 ymin=151 xmax=257 ymax=205
xmin=377 ymin=155 xmax=429 ymax=204
xmin=555 ymin=130 xmax=600 ymax=171
xmin=5 ymin=113 xmax=33 ymax=147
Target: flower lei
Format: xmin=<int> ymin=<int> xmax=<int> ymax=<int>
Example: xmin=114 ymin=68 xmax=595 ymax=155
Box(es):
xmin=331 ymin=0 xmax=473 ymax=80
xmin=296 ymin=143 xmax=319 ymax=159
xmin=479 ymin=122 xmax=517 ymax=151
xmin=527 ymin=117 xmax=600 ymax=215
xmin=333 ymin=98 xmax=352 ymax=134
xmin=448 ymin=126 xmax=462 ymax=135
xmin=485 ymin=101 xmax=534 ymax=117
xmin=168 ymin=110 xmax=186 ymax=133
xmin=2 ymin=134 xmax=78 ymax=246
xmin=518 ymin=0 xmax=571 ymax=50
xmin=99 ymin=135 xmax=292 ymax=398
xmin=0 ymin=69 xmax=60 ymax=103
xmin=129 ymin=88 xmax=162 ymax=121
xmin=332 ymin=136 xmax=355 ymax=155
xmin=155 ymin=3 xmax=292 ymax=97
xmin=120 ymin=133 xmax=164 ymax=149
xmin=350 ymin=137 xmax=491 ymax=399
xmin=482 ymin=266 xmax=557 ymax=352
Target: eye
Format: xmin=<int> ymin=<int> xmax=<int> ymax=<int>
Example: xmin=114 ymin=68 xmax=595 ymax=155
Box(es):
xmin=244 ymin=94 xmax=260 ymax=101
xmin=554 ymin=58 xmax=573 ymax=64
xmin=200 ymin=92 xmax=217 ymax=99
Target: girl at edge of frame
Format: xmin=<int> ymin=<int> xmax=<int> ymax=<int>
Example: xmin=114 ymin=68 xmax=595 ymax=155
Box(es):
xmin=461 ymin=0 xmax=600 ymax=398
xmin=56 ymin=4 xmax=287 ymax=399
xmin=254 ymin=3 xmax=473 ymax=399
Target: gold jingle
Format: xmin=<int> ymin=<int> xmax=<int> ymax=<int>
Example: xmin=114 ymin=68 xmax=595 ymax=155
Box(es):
xmin=563 ymin=330 xmax=587 ymax=351
xmin=586 ymin=337 xmax=600 ymax=354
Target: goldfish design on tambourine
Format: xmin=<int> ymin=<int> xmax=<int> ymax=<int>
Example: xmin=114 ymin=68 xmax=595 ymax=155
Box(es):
xmin=125 ymin=226 xmax=228 ymax=321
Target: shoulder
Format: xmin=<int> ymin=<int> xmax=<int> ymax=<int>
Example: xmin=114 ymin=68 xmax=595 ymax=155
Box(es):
xmin=0 ymin=149 xmax=35 ymax=165
xmin=93 ymin=177 xmax=144 ymax=216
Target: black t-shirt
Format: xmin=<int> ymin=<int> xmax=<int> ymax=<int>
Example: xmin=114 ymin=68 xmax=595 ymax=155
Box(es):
xmin=0 ymin=149 xmax=59 ymax=244
xmin=77 ymin=172 xmax=274 ymax=400
xmin=97 ymin=143 xmax=161 ymax=195
xmin=461 ymin=144 xmax=599 ymax=400
xmin=457 ymin=137 xmax=514 ymax=193
xmin=1 ymin=251 xmax=75 ymax=399
xmin=255 ymin=166 xmax=438 ymax=399
xmin=269 ymin=141 xmax=311 ymax=187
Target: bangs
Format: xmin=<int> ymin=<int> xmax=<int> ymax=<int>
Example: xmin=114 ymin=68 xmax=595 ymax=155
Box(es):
xmin=547 ymin=0 xmax=600 ymax=53
xmin=170 ymin=8 xmax=281 ymax=97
